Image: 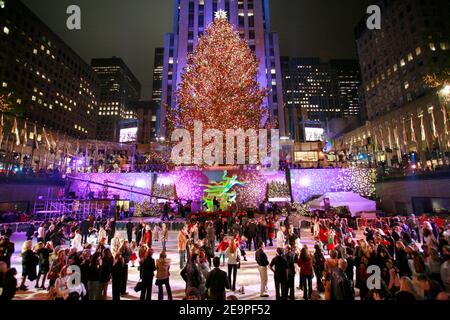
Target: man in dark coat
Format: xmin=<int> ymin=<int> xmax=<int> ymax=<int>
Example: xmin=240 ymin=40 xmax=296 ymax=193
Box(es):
xmin=330 ymin=259 xmax=354 ymax=301
xmin=135 ymin=222 xmax=144 ymax=245
xmin=247 ymin=220 xmax=257 ymax=251
xmin=126 ymin=220 xmax=134 ymax=243
xmin=79 ymin=219 xmax=90 ymax=245
xmin=205 ymin=257 xmax=230 ymax=300
xmin=140 ymin=249 xmax=156 ymax=300
xmin=107 ymin=218 xmax=116 ymax=245
xmin=26 ymin=223 xmax=35 ymax=241
xmin=0 ymin=236 xmax=15 ymax=268
xmin=270 ymin=248 xmax=288 ymax=300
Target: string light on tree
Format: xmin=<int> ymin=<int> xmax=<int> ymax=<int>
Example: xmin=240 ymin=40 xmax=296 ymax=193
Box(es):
xmin=167 ymin=9 xmax=269 ymax=145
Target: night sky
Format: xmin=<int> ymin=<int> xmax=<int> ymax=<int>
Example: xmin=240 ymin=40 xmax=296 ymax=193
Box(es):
xmin=22 ymin=0 xmax=373 ymax=100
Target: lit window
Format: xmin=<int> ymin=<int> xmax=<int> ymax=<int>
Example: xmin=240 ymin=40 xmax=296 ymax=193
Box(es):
xmin=407 ymin=53 xmax=413 ymax=61
xmin=415 ymin=47 xmax=422 ymax=55
xmin=0 ymin=1 xmax=5 ymax=9
xmin=33 ymin=49 xmax=38 ymax=54
xmin=2 ymin=81 xmax=7 ymax=87
xmin=429 ymin=43 xmax=436 ymax=51
xmin=400 ymin=59 xmax=406 ymax=67
xmin=32 ymin=96 xmax=36 ymax=101
xmin=440 ymin=42 xmax=448 ymax=50
xmin=16 ymin=99 xmax=21 ymax=104
xmin=3 ymin=26 xmax=9 ymax=34
xmin=404 ymin=81 xmax=410 ymax=89
xmin=393 ymin=64 xmax=398 ymax=72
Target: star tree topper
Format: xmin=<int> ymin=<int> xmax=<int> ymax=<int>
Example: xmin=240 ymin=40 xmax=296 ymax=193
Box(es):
xmin=214 ymin=9 xmax=228 ymax=20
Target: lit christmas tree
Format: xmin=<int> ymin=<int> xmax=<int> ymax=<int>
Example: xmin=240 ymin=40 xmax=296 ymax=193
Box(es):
xmin=167 ymin=10 xmax=269 ymax=136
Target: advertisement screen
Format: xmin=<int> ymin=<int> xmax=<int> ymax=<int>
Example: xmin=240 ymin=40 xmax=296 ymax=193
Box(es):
xmin=305 ymin=127 xmax=324 ymax=142
xmin=119 ymin=127 xmax=138 ymax=143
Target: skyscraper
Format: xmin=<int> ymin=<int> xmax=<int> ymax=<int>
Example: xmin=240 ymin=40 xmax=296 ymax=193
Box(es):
xmin=0 ymin=0 xmax=99 ymax=139
xmin=340 ymin=0 xmax=450 ymax=167
xmin=151 ymin=48 xmax=164 ymax=138
xmin=329 ymin=59 xmax=361 ymax=118
xmin=281 ymin=57 xmax=361 ymax=142
xmin=355 ymin=0 xmax=450 ymax=120
xmin=92 ymin=57 xmax=141 ymax=141
xmin=159 ymin=0 xmax=285 ymax=137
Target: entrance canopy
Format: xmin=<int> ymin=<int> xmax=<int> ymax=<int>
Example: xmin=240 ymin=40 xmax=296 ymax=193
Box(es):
xmin=308 ymin=192 xmax=376 ymax=216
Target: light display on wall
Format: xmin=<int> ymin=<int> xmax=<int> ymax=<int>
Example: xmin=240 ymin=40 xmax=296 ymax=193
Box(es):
xmin=290 ymin=168 xmax=377 ymax=203
xmin=70 ymin=168 xmax=376 ymax=210
xmin=152 ymin=183 xmax=176 ymax=200
xmin=267 ymin=181 xmax=290 ymax=201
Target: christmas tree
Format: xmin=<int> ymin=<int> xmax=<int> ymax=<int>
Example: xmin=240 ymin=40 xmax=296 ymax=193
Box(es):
xmin=167 ymin=10 xmax=269 ymax=135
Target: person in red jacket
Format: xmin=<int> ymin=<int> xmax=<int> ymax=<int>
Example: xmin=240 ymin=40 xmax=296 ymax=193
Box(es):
xmin=216 ymin=235 xmax=229 ymax=266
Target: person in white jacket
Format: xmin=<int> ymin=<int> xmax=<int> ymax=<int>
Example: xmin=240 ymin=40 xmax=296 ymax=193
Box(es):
xmin=276 ymin=226 xmax=286 ymax=249
xmin=71 ymin=230 xmax=82 ymax=252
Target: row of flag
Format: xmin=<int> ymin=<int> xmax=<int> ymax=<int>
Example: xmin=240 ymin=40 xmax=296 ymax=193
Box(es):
xmin=0 ymin=113 xmax=134 ymax=164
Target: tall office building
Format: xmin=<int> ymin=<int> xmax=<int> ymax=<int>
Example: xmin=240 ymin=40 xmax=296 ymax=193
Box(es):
xmin=330 ymin=59 xmax=361 ymax=118
xmin=355 ymin=0 xmax=450 ymax=120
xmin=92 ymin=57 xmax=141 ymax=141
xmin=159 ymin=0 xmax=285 ymax=137
xmin=151 ymin=48 xmax=164 ymax=138
xmin=0 ymin=0 xmax=99 ymax=138
xmin=281 ymin=57 xmax=361 ymax=142
xmin=341 ymin=0 xmax=450 ymax=166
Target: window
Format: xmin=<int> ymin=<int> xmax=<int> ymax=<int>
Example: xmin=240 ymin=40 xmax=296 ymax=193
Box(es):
xmin=415 ymin=47 xmax=422 ymax=55
xmin=407 ymin=53 xmax=413 ymax=61
xmin=3 ymin=26 xmax=9 ymax=34
xmin=429 ymin=43 xmax=436 ymax=51
xmin=440 ymin=42 xmax=448 ymax=50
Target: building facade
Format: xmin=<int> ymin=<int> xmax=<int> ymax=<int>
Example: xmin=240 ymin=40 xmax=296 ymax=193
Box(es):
xmin=92 ymin=57 xmax=141 ymax=142
xmin=340 ymin=0 xmax=450 ymax=168
xmin=159 ymin=0 xmax=285 ymax=137
xmin=356 ymin=0 xmax=449 ymax=120
xmin=281 ymin=57 xmax=361 ymax=142
xmin=129 ymin=100 xmax=159 ymax=144
xmin=151 ymin=48 xmax=164 ymax=138
xmin=0 ymin=0 xmax=99 ymax=139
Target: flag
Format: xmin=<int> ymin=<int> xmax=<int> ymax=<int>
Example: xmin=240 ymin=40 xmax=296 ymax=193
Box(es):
xmin=379 ymin=126 xmax=386 ymax=153
xmin=21 ymin=121 xmax=27 ymax=147
xmin=42 ymin=127 xmax=51 ymax=150
xmin=420 ymin=116 xmax=426 ymax=141
xmin=402 ymin=120 xmax=408 ymax=150
xmin=76 ymin=139 xmax=80 ymax=154
xmin=410 ymin=117 xmax=417 ymax=143
xmin=394 ymin=124 xmax=402 ymax=161
xmin=0 ymin=113 xmax=3 ymax=148
xmin=33 ymin=124 xmax=39 ymax=150
xmin=12 ymin=117 xmax=20 ymax=146
xmin=442 ymin=105 xmax=449 ymax=135
xmin=430 ymin=108 xmax=438 ymax=138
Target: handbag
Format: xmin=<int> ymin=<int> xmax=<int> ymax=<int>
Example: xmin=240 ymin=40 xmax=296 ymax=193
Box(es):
xmin=134 ymin=280 xmax=143 ymax=292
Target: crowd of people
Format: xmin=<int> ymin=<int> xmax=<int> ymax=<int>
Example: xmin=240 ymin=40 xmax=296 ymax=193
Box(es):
xmin=0 ymin=209 xmax=449 ymax=301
